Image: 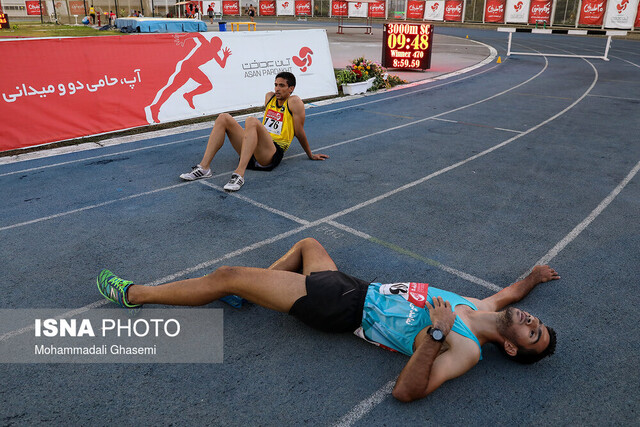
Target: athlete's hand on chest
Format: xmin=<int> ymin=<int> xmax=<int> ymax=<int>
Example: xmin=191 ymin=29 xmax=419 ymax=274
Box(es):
xmin=426 ymin=297 xmax=455 ymax=335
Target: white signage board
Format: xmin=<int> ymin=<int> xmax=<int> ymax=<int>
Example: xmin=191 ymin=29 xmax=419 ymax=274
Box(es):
xmin=146 ymin=30 xmax=338 ymax=124
xmin=348 ymin=2 xmax=369 ymax=17
xmin=604 ymin=0 xmax=639 ymax=29
xmin=424 ymin=1 xmax=445 ymax=20
xmin=277 ymin=0 xmax=295 ymax=15
xmin=505 ymin=0 xmax=531 ymax=23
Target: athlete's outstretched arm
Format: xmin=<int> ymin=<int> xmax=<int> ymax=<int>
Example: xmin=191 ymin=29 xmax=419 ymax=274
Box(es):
xmin=392 ymin=297 xmax=470 ymax=402
xmin=287 ymin=96 xmax=328 ymax=161
xmin=476 ymin=265 xmax=560 ymax=312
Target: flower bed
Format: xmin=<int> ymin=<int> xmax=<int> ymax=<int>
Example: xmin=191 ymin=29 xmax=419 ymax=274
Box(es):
xmin=335 ymin=57 xmax=407 ymax=95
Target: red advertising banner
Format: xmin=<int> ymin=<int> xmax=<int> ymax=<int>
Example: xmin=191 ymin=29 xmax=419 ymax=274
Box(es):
xmin=368 ymin=1 xmax=386 ymax=17
xmin=25 ymin=1 xmax=42 ymax=15
xmin=259 ymin=0 xmax=276 ymax=15
xmin=331 ymin=0 xmax=348 ymax=16
xmin=0 ymin=35 xmax=227 ymax=150
xmin=579 ymin=0 xmax=606 ymax=25
xmin=636 ymin=1 xmax=640 ymax=27
xmin=222 ymin=0 xmax=240 ymax=15
xmin=295 ymin=0 xmax=312 ymax=15
xmin=407 ymin=0 xmax=426 ymax=19
xmin=1 ymin=30 xmax=339 ymax=151
xmin=69 ymin=1 xmax=86 ymax=15
xmin=444 ymin=0 xmax=463 ymax=20
xmin=485 ymin=0 xmax=506 ymax=22
xmin=529 ymin=0 xmax=552 ymax=23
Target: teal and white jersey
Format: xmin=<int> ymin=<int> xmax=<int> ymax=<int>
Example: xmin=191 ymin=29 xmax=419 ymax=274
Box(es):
xmin=356 ymin=283 xmax=482 ymax=358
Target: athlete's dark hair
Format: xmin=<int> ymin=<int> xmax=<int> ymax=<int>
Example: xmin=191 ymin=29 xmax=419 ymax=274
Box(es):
xmin=276 ymin=72 xmax=296 ymax=88
xmin=501 ymin=326 xmax=557 ymax=365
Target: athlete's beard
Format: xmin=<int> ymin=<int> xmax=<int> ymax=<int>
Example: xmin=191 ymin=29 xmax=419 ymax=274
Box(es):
xmin=497 ymin=307 xmax=515 ymax=337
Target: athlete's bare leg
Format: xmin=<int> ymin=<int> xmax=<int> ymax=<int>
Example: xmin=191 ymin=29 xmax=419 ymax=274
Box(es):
xmin=268 ymin=238 xmax=338 ymax=275
xmin=234 ymin=116 xmax=277 ymax=177
xmin=199 ymin=113 xmax=246 ymax=169
xmin=126 ymin=238 xmax=336 ymax=311
xmin=127 ymin=267 xmax=307 ymax=312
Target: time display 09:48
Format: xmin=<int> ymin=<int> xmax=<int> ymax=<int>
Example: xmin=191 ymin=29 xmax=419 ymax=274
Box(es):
xmin=387 ymin=34 xmax=430 ymax=51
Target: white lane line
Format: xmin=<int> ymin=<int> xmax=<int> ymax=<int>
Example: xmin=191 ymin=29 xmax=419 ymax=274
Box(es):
xmin=198 ymin=180 xmax=310 ymax=225
xmin=332 ymin=381 xmax=395 ymax=427
xmin=0 ymin=135 xmax=206 ymax=177
xmin=0 ymin=182 xmax=191 ymax=232
xmin=528 ymin=37 xmax=640 ymax=68
xmin=431 ymin=117 xmax=524 ymax=134
xmin=327 ymin=221 xmax=501 ymax=292
xmin=0 ymin=60 xmax=547 ymax=232
xmin=319 ymin=59 xmax=601 ymax=231
xmin=587 ymin=94 xmax=640 ymax=102
xmin=143 ymin=225 xmax=315 ymax=286
xmin=525 ymin=159 xmax=640 ymax=277
xmin=611 ymin=53 xmax=640 ymax=63
xmin=309 ymin=59 xmax=499 ymax=118
xmin=516 ymin=38 xmax=640 ymax=69
xmin=326 ymin=220 xmax=371 ymax=239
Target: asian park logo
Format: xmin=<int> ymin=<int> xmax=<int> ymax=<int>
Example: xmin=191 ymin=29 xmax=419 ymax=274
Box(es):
xmin=292 ymin=47 xmax=314 ymax=72
xmin=617 ymin=0 xmax=629 ymax=13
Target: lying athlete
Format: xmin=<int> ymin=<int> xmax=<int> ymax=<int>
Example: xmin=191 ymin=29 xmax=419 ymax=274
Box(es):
xmin=97 ymin=238 xmax=560 ymax=402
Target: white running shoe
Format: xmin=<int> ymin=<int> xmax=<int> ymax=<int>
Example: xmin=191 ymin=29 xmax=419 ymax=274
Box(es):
xmin=223 ymin=173 xmax=244 ymax=192
xmin=180 ymin=165 xmax=212 ymax=181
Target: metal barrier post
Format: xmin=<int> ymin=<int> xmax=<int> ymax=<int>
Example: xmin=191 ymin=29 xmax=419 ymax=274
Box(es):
xmin=603 ymin=36 xmax=612 ymax=61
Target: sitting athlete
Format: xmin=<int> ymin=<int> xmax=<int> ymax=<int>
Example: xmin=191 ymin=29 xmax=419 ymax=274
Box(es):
xmin=97 ymin=238 xmax=560 ymax=402
xmin=179 ymin=72 xmax=328 ymax=192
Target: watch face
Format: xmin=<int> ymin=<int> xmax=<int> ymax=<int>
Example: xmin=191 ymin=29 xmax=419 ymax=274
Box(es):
xmin=431 ymin=329 xmax=444 ymax=341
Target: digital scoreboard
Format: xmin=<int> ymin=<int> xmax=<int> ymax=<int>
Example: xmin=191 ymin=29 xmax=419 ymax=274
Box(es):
xmin=382 ymin=23 xmax=434 ymax=70
xmin=0 ymin=3 xmax=9 ymax=30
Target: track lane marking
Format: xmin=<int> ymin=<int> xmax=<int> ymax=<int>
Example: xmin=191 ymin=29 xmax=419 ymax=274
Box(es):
xmin=0 ymin=59 xmax=548 ymax=231
xmin=431 ymin=117 xmax=523 ymax=134
xmin=524 ymin=159 xmax=640 ymax=279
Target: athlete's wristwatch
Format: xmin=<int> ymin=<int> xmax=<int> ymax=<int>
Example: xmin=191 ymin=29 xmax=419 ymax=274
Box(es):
xmin=427 ymin=326 xmax=445 ymax=342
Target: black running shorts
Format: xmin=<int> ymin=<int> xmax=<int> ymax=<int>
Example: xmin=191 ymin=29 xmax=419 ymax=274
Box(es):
xmin=247 ymin=140 xmax=285 ymax=171
xmin=289 ymin=271 xmax=370 ymax=333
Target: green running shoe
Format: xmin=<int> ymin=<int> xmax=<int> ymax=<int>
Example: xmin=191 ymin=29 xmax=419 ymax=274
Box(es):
xmin=97 ymin=269 xmax=141 ymax=308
